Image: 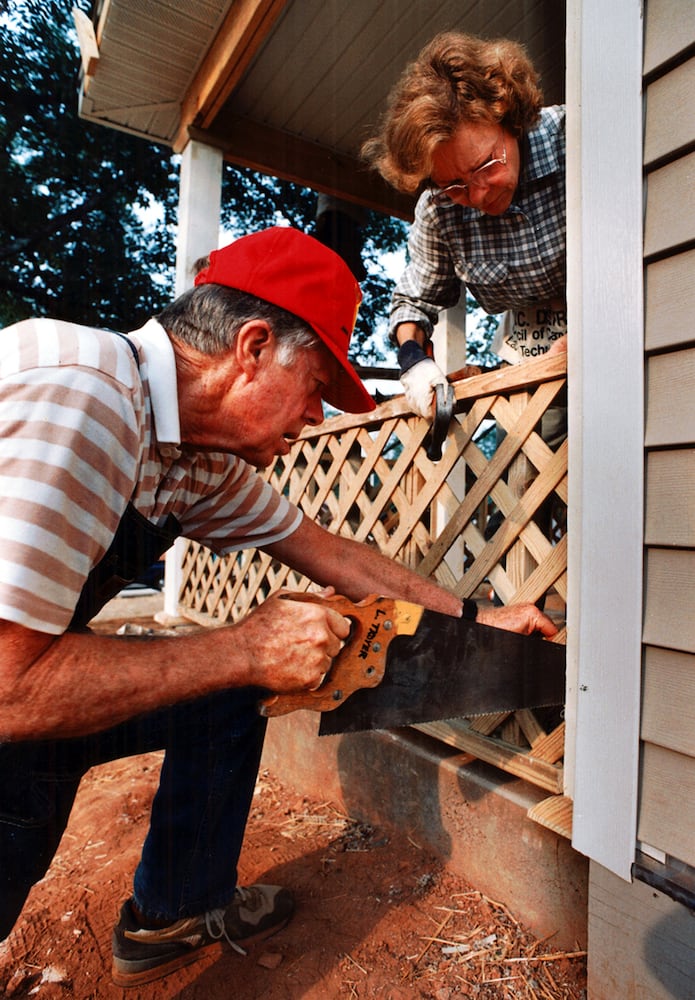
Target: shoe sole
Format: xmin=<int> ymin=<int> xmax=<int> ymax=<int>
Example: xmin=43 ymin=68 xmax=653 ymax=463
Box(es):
xmin=111 ymin=914 xmax=292 ymax=988
xmin=112 ymin=940 xmax=224 ymax=988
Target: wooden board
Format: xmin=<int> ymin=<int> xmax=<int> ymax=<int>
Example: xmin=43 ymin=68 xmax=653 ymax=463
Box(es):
xmin=527 ymin=794 xmax=573 ymax=839
xmin=413 ymin=720 xmax=563 ymax=795
xmin=179 ymin=360 xmax=567 ymax=792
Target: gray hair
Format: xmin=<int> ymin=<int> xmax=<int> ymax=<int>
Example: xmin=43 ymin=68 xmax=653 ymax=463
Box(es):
xmin=157 ymin=284 xmax=319 ymax=367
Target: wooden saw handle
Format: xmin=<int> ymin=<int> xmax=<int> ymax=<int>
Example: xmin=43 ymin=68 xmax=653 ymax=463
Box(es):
xmin=258 ymin=593 xmax=424 ymax=718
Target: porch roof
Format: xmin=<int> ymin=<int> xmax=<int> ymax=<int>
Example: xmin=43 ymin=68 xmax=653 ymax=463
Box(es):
xmin=76 ymin=0 xmax=565 ymax=220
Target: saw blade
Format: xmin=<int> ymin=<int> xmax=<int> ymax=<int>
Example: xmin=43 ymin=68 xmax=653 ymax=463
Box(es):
xmin=318 ymin=610 xmax=565 ymax=735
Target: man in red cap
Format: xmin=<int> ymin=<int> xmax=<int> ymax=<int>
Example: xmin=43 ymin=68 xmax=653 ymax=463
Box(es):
xmin=0 ymin=227 xmax=554 ymax=985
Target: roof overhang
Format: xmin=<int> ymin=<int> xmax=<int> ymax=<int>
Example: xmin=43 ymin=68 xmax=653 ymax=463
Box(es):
xmin=76 ymin=0 xmax=565 ymax=220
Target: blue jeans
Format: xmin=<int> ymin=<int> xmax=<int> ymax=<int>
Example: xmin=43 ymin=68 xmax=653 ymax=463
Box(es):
xmin=0 ymin=687 xmax=267 ymax=939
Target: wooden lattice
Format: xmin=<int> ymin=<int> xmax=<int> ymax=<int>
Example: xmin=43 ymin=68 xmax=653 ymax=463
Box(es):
xmin=179 ymin=353 xmax=568 ymax=793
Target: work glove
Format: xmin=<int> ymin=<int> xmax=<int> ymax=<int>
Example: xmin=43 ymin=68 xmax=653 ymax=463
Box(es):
xmin=398 ymin=340 xmax=448 ymax=419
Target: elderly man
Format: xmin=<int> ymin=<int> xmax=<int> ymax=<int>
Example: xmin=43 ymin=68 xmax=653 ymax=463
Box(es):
xmin=0 ymin=227 xmax=554 ymax=986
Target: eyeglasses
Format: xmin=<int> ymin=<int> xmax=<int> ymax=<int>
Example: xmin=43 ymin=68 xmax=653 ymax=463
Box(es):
xmin=429 ymin=130 xmax=507 ymax=205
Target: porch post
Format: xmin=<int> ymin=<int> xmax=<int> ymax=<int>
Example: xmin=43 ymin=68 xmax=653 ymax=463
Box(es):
xmin=432 ymin=303 xmax=468 ymax=579
xmin=162 ymin=140 xmax=223 ymax=620
xmin=565 ymin=0 xmax=644 ymax=878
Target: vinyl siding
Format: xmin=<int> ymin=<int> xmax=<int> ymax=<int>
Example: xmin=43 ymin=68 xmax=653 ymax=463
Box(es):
xmin=641 ymin=0 xmax=695 ymax=872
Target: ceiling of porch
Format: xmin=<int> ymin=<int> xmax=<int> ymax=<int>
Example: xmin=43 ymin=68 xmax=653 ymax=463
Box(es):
xmin=77 ymin=0 xmax=566 ymax=220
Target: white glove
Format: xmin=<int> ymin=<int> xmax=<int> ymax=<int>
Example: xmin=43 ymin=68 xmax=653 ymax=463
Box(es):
xmin=399 ymin=357 xmax=449 ymax=418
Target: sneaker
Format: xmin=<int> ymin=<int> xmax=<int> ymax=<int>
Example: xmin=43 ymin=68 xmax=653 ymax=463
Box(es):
xmin=111 ymin=884 xmax=294 ymax=987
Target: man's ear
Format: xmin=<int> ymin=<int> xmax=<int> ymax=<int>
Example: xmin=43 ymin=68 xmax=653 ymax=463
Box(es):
xmin=234 ymin=321 xmax=275 ymax=377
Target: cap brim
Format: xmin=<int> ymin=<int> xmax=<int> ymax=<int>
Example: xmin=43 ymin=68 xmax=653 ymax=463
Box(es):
xmin=314 ymin=332 xmax=375 ymax=413
xmin=324 ymin=364 xmax=376 ymax=414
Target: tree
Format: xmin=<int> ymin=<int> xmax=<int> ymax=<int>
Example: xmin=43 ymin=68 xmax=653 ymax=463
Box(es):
xmin=0 ymin=0 xmax=409 ymax=363
xmin=465 ymin=293 xmax=502 ymax=369
xmin=0 ymin=0 xmax=179 ymax=330
xmin=1 ymin=2 xmax=494 ymax=368
xmin=217 ymin=170 xmax=409 ymax=364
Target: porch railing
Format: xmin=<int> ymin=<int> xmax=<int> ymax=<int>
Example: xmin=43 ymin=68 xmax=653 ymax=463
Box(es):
xmin=178 ymin=353 xmax=568 ymax=809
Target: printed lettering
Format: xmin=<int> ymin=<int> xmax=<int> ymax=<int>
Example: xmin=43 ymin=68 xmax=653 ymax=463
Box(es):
xmin=519 ymin=344 xmax=550 ymax=357
xmin=358 ymin=620 xmax=381 ymax=659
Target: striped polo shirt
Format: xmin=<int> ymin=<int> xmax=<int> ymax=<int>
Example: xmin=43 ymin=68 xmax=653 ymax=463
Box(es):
xmin=0 ymin=318 xmax=302 ymax=634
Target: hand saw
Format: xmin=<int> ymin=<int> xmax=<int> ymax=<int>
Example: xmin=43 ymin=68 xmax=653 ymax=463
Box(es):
xmin=258 ymin=594 xmax=565 ymax=735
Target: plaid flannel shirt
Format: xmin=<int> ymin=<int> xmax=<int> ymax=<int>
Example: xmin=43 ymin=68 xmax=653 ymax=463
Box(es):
xmin=390 ymin=105 xmax=566 ymax=339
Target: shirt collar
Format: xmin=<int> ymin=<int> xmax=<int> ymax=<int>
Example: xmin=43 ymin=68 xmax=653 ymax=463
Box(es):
xmin=128 ymin=318 xmax=181 ymax=447
xmin=521 ymin=106 xmax=565 ymax=184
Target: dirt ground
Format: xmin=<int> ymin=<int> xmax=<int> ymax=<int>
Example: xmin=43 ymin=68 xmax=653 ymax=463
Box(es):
xmin=0 ymin=599 xmax=587 ymax=1000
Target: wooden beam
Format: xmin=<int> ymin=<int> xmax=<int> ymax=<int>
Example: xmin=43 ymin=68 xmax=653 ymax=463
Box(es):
xmin=173 ymin=0 xmax=289 ymax=153
xmin=72 ymin=7 xmax=100 ymax=78
xmin=413 ymin=720 xmax=564 ymax=794
xmin=187 ymin=115 xmax=416 ymax=220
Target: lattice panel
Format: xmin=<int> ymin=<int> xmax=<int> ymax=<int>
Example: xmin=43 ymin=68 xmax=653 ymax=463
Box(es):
xmin=178 ymin=354 xmax=568 ymax=791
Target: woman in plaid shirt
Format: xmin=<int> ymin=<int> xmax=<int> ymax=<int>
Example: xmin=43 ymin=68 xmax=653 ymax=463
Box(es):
xmin=363 ymin=31 xmax=567 ymax=421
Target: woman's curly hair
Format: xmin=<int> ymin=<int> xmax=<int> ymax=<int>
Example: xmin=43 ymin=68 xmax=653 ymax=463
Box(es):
xmin=361 ymin=32 xmax=543 ymax=194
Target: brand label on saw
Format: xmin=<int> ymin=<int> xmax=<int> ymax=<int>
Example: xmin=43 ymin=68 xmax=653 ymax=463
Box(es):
xmin=358 ymin=607 xmax=388 ymax=659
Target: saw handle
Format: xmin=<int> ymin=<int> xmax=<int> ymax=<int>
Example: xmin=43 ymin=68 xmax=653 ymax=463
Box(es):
xmin=258 ymin=593 xmax=423 ymax=718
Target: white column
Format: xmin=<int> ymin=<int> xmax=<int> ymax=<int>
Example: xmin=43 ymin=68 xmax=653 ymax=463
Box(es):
xmin=431 ymin=300 xmax=468 ymax=374
xmin=431 ymin=302 xmax=468 ymax=580
xmin=162 ymin=140 xmax=224 ymax=621
xmin=565 ymin=0 xmax=644 ymax=879
xmin=174 ymin=140 xmax=224 ymax=295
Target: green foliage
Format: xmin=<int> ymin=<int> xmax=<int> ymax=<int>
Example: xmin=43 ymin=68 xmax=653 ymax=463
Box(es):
xmin=0 ymin=1 xmax=493 ymax=372
xmin=465 ymin=293 xmax=501 ymax=369
xmin=0 ymin=0 xmax=408 ymax=359
xmin=219 ymin=167 xmax=408 ymax=363
xmin=0 ymin=0 xmax=178 ymax=330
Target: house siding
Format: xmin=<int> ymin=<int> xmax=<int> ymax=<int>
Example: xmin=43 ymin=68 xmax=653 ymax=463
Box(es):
xmin=641 ymin=0 xmax=695 ymax=874
xmin=586 ymin=1 xmax=695 ymax=995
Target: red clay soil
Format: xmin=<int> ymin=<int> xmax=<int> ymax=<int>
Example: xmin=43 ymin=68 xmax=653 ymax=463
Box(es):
xmin=0 ymin=606 xmax=586 ymax=999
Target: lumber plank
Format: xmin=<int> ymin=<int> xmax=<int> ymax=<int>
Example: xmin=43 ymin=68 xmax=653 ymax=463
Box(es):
xmin=413 ymin=720 xmax=563 ymax=794
xmin=527 ymin=795 xmax=573 ymax=839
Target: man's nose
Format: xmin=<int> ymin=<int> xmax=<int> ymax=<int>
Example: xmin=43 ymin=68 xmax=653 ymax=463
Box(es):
xmin=304 ymin=393 xmax=325 ymax=426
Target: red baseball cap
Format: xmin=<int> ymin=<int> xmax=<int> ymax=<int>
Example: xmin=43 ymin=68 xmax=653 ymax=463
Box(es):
xmin=194 ymin=227 xmax=375 ymax=413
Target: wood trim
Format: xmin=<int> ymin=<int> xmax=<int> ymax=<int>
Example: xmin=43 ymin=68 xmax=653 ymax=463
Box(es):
xmin=566 ymin=0 xmax=644 ymax=880
xmin=292 ymin=354 xmax=568 ymax=437
xmin=173 ymin=0 xmax=289 ymax=153
xmin=413 ymin=720 xmax=564 ymax=794
xmin=186 ymin=115 xmax=416 ymax=219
